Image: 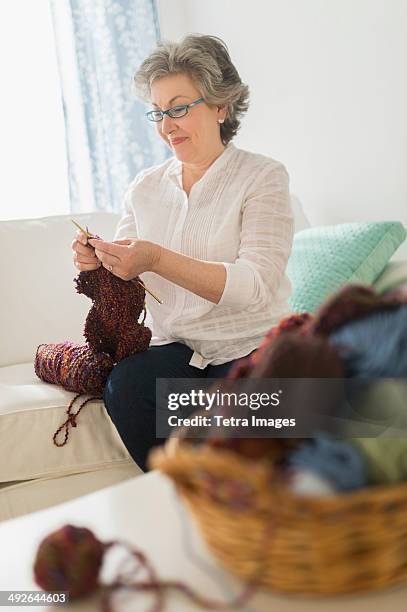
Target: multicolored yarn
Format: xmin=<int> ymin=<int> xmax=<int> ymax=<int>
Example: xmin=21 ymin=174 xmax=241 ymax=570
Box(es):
xmin=35 ymin=266 xmax=151 ymax=395
xmin=35 ymin=342 xmax=114 ymax=395
xmin=205 ymin=284 xmax=407 ymax=468
xmin=33 ymin=524 xmax=257 ymax=610
xmin=205 ymin=336 xmax=344 ymax=463
xmin=228 ymin=285 xmax=407 ymax=383
xmin=35 ymin=264 xmax=152 ymax=445
xmin=75 ymin=266 xmax=151 ymax=363
xmin=33 ymin=525 xmax=105 ymax=599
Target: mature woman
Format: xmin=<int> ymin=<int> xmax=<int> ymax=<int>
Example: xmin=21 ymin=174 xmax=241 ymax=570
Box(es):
xmin=72 ymin=34 xmax=294 ymax=471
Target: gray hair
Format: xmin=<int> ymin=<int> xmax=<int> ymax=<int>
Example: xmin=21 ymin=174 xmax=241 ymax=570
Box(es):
xmin=134 ymin=34 xmax=250 ymax=144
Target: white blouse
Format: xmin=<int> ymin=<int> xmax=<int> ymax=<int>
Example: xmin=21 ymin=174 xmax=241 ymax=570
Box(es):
xmin=114 ymin=142 xmax=294 ymax=369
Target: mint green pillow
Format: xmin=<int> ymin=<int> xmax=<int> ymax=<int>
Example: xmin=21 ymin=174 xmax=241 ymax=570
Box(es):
xmin=287 ymin=222 xmax=406 ymax=313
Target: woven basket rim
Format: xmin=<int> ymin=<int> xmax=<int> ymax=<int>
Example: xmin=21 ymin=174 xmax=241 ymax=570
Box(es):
xmin=150 ymin=440 xmax=407 ymax=513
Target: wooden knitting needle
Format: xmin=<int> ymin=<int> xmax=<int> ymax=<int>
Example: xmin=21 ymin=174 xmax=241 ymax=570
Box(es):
xmin=71 ymin=220 xmax=162 ymax=304
xmin=71 ymin=219 xmax=95 ymax=239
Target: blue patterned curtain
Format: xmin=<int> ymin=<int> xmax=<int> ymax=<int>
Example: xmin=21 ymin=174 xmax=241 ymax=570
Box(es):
xmin=50 ymin=0 xmax=170 ymax=212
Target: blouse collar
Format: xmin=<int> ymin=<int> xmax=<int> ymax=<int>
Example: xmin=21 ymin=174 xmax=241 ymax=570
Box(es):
xmin=166 ymin=142 xmax=237 ymax=189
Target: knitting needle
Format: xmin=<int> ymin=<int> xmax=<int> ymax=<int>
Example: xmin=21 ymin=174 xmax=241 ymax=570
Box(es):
xmin=71 ymin=219 xmax=162 ymax=304
xmin=71 ymin=219 xmax=95 ymax=238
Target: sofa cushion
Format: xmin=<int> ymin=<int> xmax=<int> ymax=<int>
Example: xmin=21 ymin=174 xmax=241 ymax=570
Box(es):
xmin=0 ymin=212 xmax=119 ymax=368
xmin=286 ymin=221 xmax=407 ymax=312
xmin=0 ymin=464 xmax=141 ymax=522
xmin=0 ymin=363 xmax=131 ymax=482
xmin=373 ymin=260 xmax=407 ymax=293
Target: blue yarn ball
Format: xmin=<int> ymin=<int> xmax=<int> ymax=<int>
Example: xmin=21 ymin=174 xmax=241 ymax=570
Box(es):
xmin=287 ymin=435 xmax=367 ymax=492
xmin=330 ymin=306 xmax=407 ymax=378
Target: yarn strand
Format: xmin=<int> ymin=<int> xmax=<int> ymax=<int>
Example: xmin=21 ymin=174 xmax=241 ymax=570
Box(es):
xmin=100 ymin=538 xmax=258 ymax=612
xmin=53 ymin=395 xmax=102 ymax=447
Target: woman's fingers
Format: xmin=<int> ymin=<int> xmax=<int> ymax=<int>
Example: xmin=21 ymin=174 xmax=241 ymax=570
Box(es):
xmin=71 ymin=238 xmax=98 ymax=258
xmin=76 ymin=230 xmax=88 ymax=244
xmin=75 ymin=253 xmax=101 ymax=264
xmin=75 ymin=261 xmax=101 ymax=271
xmin=71 ymin=230 xmax=101 ymax=270
xmin=73 ymin=253 xmax=101 ymax=271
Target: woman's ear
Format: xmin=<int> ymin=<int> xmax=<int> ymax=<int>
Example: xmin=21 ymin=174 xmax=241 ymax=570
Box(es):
xmin=217 ymin=105 xmax=227 ymax=123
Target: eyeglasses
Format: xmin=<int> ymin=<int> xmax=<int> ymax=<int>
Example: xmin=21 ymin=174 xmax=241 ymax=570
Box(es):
xmin=146 ymin=97 xmax=205 ymax=122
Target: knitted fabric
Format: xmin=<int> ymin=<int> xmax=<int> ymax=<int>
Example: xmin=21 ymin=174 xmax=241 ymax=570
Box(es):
xmin=35 ymin=266 xmax=151 ymax=395
xmin=35 ymin=342 xmax=114 ymax=395
xmin=75 ymin=266 xmax=151 ymax=363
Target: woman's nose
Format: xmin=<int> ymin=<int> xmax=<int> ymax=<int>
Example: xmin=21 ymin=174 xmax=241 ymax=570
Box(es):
xmin=161 ymin=113 xmax=177 ymax=135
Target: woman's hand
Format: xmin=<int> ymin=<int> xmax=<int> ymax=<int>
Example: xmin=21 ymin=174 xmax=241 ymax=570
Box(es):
xmin=87 ymin=238 xmax=161 ymax=280
xmin=71 ymin=231 xmax=101 ymax=271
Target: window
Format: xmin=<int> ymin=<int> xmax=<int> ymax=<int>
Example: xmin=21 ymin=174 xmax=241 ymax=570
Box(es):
xmin=0 ymin=0 xmax=70 ymax=220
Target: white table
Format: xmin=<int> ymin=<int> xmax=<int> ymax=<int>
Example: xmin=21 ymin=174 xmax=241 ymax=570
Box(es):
xmin=1 ymin=471 xmax=407 ymax=611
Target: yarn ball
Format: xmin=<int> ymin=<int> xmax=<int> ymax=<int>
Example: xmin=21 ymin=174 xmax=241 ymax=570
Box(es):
xmin=329 ymin=306 xmax=407 ymax=378
xmin=286 ymin=467 xmax=335 ymax=497
xmin=287 ymin=434 xmax=367 ymax=492
xmin=312 ymin=283 xmax=407 ymax=336
xmin=33 ymin=525 xmax=105 ymax=599
xmin=205 ymin=325 xmax=343 ymax=461
xmin=227 ymin=312 xmax=313 ymax=380
xmin=351 ymin=437 xmax=407 ymax=485
xmin=35 ymin=342 xmax=114 ymax=394
xmin=250 ymin=332 xmax=344 ymax=379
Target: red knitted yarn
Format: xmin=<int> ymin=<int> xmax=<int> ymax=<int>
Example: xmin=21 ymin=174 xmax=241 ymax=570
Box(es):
xmin=35 ymin=342 xmax=114 ymax=395
xmin=75 ymin=266 xmax=151 ymax=362
xmin=33 ymin=525 xmax=105 ymax=599
xmin=35 ymin=265 xmax=152 ymax=396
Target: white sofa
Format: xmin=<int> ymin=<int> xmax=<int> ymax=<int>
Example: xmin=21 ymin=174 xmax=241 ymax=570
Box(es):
xmin=1 ymin=207 xmax=406 ymax=522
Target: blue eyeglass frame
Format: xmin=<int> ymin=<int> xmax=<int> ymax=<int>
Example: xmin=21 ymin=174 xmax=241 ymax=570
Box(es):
xmin=146 ymin=97 xmax=205 ymax=122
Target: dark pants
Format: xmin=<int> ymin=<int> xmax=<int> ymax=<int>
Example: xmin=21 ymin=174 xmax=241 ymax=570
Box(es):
xmin=103 ymin=342 xmax=241 ymax=472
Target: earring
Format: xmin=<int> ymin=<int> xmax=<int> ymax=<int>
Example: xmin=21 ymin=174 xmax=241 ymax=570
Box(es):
xmin=218 ymin=119 xmax=224 ymax=124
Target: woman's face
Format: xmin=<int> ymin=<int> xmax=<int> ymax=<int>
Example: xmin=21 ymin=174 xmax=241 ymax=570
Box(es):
xmin=150 ymin=72 xmax=226 ymax=164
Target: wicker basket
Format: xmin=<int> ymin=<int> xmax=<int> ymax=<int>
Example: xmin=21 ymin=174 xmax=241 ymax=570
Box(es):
xmin=150 ymin=441 xmax=407 ymax=596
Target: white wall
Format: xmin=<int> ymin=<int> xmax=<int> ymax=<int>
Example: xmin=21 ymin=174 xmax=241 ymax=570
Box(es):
xmin=157 ymin=0 xmax=407 ymax=255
